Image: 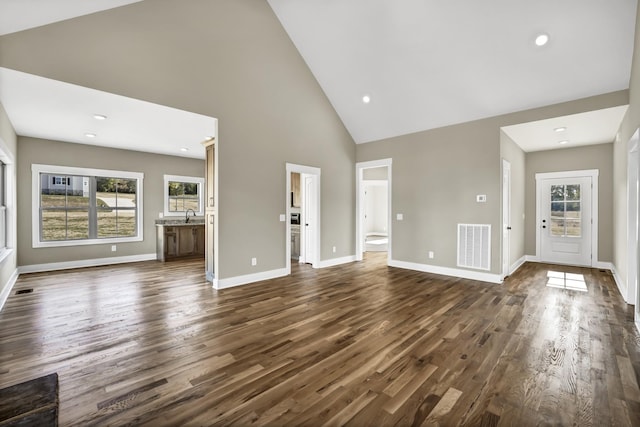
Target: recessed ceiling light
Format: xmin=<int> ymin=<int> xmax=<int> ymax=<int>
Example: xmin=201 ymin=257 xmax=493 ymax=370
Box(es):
xmin=558 ymin=140 xmax=569 ymax=145
xmin=362 ymin=95 xmax=371 ymax=104
xmin=554 ymin=127 xmax=566 ymax=132
xmin=85 ymin=133 xmax=96 ymax=138
xmin=180 ymin=147 xmax=189 ymax=152
xmin=535 ymin=33 xmax=549 ymax=47
xmin=93 ymin=114 xmax=107 ymax=120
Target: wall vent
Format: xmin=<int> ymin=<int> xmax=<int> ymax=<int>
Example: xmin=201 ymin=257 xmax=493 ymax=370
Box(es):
xmin=457 ymin=224 xmax=491 ymax=271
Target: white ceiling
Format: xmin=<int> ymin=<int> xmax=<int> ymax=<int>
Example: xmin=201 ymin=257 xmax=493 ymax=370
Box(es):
xmin=0 ymin=68 xmax=217 ymax=159
xmin=0 ymin=0 xmax=636 ymax=154
xmin=268 ymin=0 xmax=636 ymax=145
xmin=501 ymin=106 xmax=629 ymax=152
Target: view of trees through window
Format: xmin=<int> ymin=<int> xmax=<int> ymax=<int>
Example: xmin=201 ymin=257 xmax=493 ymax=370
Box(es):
xmin=168 ymin=181 xmax=200 ymax=212
xmin=550 ymin=184 xmax=581 ymax=237
xmin=40 ymin=174 xmax=137 ymax=241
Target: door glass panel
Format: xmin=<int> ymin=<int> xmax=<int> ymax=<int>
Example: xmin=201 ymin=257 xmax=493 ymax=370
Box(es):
xmin=551 ymin=185 xmax=565 ymax=201
xmin=566 ymin=184 xmax=581 ymax=201
xmin=548 ymin=186 xmax=582 ymax=237
xmin=551 ymin=217 xmax=565 ymax=236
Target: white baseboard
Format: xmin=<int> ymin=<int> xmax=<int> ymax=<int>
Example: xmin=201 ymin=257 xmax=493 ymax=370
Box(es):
xmin=388 ymin=259 xmax=503 ymax=284
xmin=0 ymin=268 xmax=19 ymax=312
xmin=215 ymin=268 xmax=288 ymax=290
xmin=316 ymin=255 xmax=357 ymax=269
xmin=509 ymin=256 xmax=527 ymax=275
xmin=609 ymin=263 xmax=628 ymax=303
xmin=18 ymin=253 xmax=157 ymax=274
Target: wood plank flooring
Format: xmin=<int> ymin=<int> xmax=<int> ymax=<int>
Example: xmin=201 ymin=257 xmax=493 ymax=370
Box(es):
xmin=1 ymin=253 xmax=640 ymax=426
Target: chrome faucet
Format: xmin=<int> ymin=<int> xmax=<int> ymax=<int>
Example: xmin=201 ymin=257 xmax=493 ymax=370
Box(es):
xmin=185 ymin=208 xmax=196 ymax=223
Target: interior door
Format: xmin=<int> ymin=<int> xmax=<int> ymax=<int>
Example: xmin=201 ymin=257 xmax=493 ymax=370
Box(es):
xmin=303 ymin=174 xmax=315 ymax=264
xmin=540 ymin=177 xmax=592 ymax=266
xmin=502 ymin=159 xmax=511 ymax=278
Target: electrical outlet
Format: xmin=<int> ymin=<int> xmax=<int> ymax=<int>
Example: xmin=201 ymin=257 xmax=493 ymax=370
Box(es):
xmin=251 ymin=257 xmax=257 ymax=266
xmin=111 ymin=245 xmax=117 ymax=252
xmin=279 ymin=214 xmax=286 ymax=222
xmin=428 ymin=251 xmax=434 ymax=259
xmin=396 ymin=213 xmax=404 ymax=221
xmin=158 ymin=212 xmax=164 ymax=218
xmin=332 ymin=246 xmax=336 ymax=253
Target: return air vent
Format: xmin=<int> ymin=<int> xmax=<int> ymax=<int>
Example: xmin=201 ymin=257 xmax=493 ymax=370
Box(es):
xmin=457 ymin=224 xmax=491 ymax=271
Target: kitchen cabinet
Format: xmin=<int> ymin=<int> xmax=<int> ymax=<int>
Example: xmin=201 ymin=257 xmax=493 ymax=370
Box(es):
xmin=156 ymin=222 xmax=205 ymax=261
xmin=291 ymin=172 xmax=301 ymax=207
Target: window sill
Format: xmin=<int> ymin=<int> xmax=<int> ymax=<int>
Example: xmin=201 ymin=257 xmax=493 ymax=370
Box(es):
xmin=0 ymin=248 xmax=14 ymax=265
xmin=32 ymin=236 xmax=143 ymax=249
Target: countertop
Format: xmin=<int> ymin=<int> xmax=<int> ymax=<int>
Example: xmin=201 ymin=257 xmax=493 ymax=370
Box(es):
xmin=155 ymin=218 xmax=205 ymax=226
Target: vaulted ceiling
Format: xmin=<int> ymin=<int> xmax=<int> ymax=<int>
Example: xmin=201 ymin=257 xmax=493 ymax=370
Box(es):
xmin=0 ymin=0 xmax=636 ymax=155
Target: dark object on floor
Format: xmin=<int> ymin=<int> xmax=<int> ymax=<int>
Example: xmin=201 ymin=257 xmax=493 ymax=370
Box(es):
xmin=0 ymin=373 xmax=59 ymax=426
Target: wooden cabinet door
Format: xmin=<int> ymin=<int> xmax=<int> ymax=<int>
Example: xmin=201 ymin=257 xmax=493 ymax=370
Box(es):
xmin=166 ymin=228 xmax=178 ymax=257
xmin=178 ymin=227 xmax=195 ymax=256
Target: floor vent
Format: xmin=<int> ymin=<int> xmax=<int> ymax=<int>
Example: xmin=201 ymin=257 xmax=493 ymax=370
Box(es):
xmin=15 ymin=289 xmax=33 ymax=295
xmin=457 ymin=224 xmax=491 ymax=271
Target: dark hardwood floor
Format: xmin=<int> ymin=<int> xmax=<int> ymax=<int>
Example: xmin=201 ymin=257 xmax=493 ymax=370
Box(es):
xmin=1 ymin=253 xmax=640 ymax=426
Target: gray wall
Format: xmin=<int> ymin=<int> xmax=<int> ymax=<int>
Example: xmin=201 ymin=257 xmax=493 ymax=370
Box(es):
xmin=0 ymin=0 xmax=356 ymax=280
xmin=500 ymin=131 xmax=526 ymax=269
xmin=17 ymin=137 xmax=204 ymax=267
xmin=0 ymin=102 xmax=17 ymax=300
xmin=613 ymin=4 xmax=640 ymax=293
xmin=356 ymin=91 xmax=627 ymax=275
xmin=524 ymin=143 xmax=614 ymax=262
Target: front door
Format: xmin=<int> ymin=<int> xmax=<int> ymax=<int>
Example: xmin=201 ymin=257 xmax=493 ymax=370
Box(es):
xmin=539 ymin=176 xmax=592 ymax=266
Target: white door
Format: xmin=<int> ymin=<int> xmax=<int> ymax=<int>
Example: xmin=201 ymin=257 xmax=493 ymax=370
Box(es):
xmin=502 ymin=159 xmax=511 ymax=278
xmin=539 ymin=177 xmax=592 ymax=266
xmin=302 ymin=174 xmax=315 ymax=264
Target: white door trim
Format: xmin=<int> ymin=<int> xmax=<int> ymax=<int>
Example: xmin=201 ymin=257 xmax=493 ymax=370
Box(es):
xmin=627 ymin=129 xmax=639 ymax=310
xmin=502 ymin=159 xmax=511 ymax=279
xmin=285 ymin=163 xmax=321 ymax=273
xmin=535 ymin=169 xmax=599 ymax=267
xmin=356 ymin=159 xmax=392 ymax=262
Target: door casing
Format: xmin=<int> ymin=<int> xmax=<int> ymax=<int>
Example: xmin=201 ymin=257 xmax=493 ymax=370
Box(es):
xmin=535 ymin=169 xmax=599 ymax=267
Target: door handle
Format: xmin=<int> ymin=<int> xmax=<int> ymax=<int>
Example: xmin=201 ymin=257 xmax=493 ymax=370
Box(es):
xmin=542 ymin=225 xmax=546 ymax=229
xmin=506 ymin=226 xmax=512 ymax=230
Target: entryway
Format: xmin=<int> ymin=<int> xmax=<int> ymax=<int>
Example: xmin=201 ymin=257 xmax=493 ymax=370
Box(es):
xmin=536 ymin=170 xmax=598 ymax=267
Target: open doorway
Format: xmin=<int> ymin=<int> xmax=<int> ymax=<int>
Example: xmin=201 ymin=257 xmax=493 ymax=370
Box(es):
xmin=285 ymin=163 xmax=320 ymax=273
xmin=356 ymin=159 xmax=392 ymax=262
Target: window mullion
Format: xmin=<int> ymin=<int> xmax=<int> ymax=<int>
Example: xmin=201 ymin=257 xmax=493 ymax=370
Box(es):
xmin=89 ymin=177 xmax=97 ymax=239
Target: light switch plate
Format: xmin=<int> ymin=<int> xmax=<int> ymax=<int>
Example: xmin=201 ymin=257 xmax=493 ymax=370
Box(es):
xmin=396 ymin=213 xmax=404 ymax=220
xmin=279 ymin=214 xmax=286 ymax=222
xmin=476 ymin=195 xmax=487 ymax=203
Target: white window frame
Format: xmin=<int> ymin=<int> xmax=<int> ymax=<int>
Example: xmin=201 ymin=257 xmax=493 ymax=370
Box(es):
xmin=0 ymin=142 xmax=14 ymax=266
xmin=32 ymin=164 xmax=144 ymax=248
xmin=163 ymin=174 xmax=205 ymax=217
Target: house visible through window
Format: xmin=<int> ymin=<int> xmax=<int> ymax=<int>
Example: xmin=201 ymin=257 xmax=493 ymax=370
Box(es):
xmin=32 ymin=165 xmax=143 ymax=247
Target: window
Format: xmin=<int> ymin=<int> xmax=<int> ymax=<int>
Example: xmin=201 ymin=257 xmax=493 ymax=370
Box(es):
xmin=32 ymin=164 xmax=144 ymax=247
xmin=550 ymin=184 xmax=581 ymax=237
xmin=0 ymin=161 xmax=6 ymax=250
xmin=163 ymin=175 xmax=204 ymax=216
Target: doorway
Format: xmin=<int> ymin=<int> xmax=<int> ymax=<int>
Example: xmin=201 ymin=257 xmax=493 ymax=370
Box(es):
xmin=536 ymin=170 xmax=598 ymax=267
xmin=285 ymin=163 xmax=320 ymax=273
xmin=356 ymin=159 xmax=392 ymax=262
xmin=627 ymin=129 xmax=639 ymax=328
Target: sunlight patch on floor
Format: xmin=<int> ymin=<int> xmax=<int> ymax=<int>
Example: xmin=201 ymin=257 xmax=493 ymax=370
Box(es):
xmin=546 ymin=270 xmax=588 ymax=292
